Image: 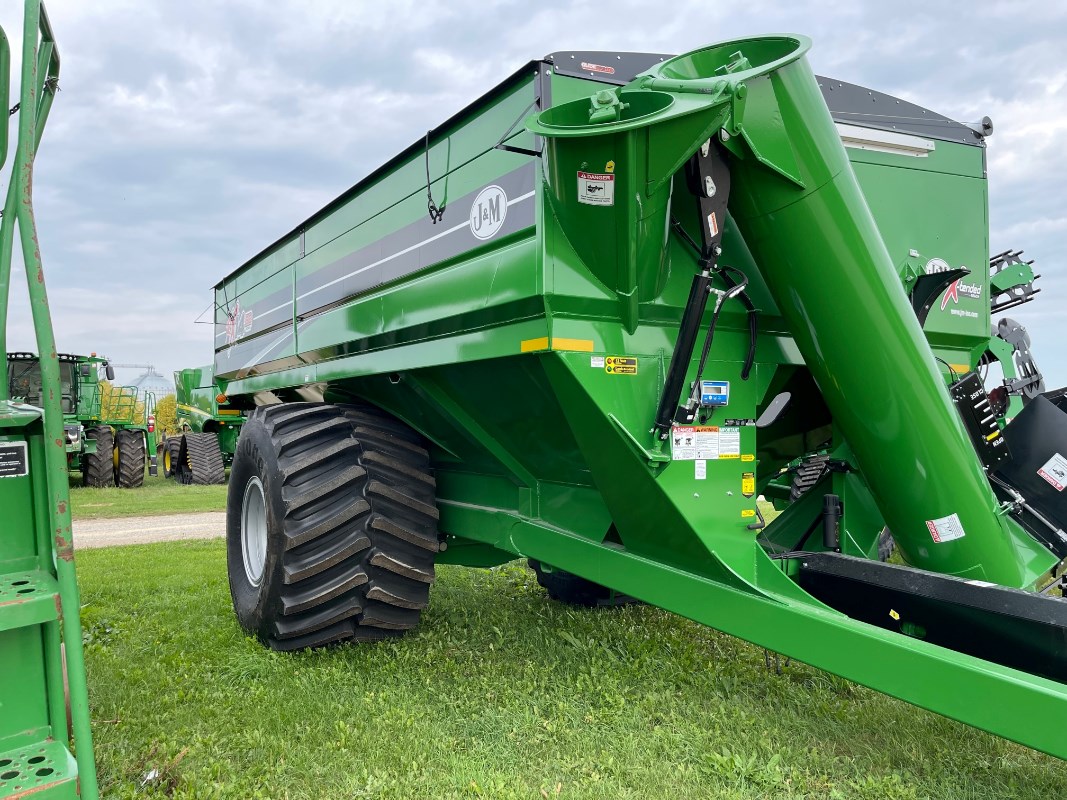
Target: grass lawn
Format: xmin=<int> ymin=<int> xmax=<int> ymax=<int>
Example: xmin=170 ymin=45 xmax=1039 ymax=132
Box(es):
xmin=69 ymin=472 xmax=228 ymax=520
xmin=78 ymin=541 xmax=1066 ymax=799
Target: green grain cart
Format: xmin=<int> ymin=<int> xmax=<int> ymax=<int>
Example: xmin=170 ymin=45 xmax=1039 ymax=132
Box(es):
xmin=6 ymin=351 xmax=158 ymax=487
xmin=158 ymin=364 xmax=243 ymax=484
xmin=212 ymin=37 xmax=1067 ymax=760
xmin=0 ymin=3 xmax=98 ymax=797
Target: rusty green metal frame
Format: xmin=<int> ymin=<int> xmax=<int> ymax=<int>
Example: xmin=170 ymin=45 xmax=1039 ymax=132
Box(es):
xmin=0 ymin=3 xmax=98 ymax=797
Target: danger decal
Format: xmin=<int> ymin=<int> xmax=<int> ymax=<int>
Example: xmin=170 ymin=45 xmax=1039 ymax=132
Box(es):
xmin=578 ymin=172 xmax=615 ymax=206
xmin=1038 ymin=452 xmax=1067 ymax=492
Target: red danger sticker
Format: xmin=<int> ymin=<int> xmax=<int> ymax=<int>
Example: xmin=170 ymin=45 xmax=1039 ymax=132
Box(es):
xmin=577 ymin=172 xmax=615 ymax=206
xmin=1038 ymin=453 xmax=1067 ymax=492
xmin=581 ymin=62 xmax=615 ymax=75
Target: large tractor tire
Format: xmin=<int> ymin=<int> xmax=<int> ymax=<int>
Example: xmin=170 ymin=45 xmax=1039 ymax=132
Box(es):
xmin=179 ymin=432 xmax=226 ymax=485
xmin=528 ymin=559 xmax=636 ymax=608
xmin=161 ymin=437 xmax=182 ymax=479
xmin=82 ymin=426 xmax=114 ymax=488
xmin=227 ymin=402 xmax=440 ymax=651
xmin=114 ymin=428 xmax=146 ymax=488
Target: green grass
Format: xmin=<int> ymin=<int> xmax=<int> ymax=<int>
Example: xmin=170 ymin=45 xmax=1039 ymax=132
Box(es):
xmin=69 ymin=472 xmax=228 ymax=520
xmin=78 ymin=541 xmax=1066 ymax=799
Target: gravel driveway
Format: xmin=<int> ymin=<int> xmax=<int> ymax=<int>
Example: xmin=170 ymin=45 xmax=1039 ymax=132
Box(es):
xmin=72 ymin=512 xmax=226 ymax=549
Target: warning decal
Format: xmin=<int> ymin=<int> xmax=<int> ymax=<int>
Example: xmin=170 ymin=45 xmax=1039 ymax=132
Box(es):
xmin=741 ymin=472 xmax=755 ymax=497
xmin=604 ymin=356 xmax=637 ymax=375
xmin=926 ymin=512 xmax=966 ymax=543
xmin=718 ymin=427 xmax=740 ymax=459
xmin=1037 ymin=452 xmax=1067 ymax=492
xmin=708 ymin=211 xmax=719 ymax=237
xmin=0 ymin=440 xmax=28 ymax=479
xmin=670 ymin=426 xmax=741 ymax=461
xmin=578 ymin=172 xmax=615 ymax=206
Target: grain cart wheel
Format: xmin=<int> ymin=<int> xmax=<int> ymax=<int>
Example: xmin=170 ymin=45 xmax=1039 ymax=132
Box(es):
xmin=179 ymin=432 xmax=226 ymax=485
xmin=227 ymin=402 xmax=439 ymax=651
xmin=114 ymin=429 xmax=146 ymax=488
xmin=163 ymin=436 xmax=182 ymax=479
xmin=528 ymin=559 xmax=637 ymax=608
xmin=81 ymin=426 xmax=114 ymax=488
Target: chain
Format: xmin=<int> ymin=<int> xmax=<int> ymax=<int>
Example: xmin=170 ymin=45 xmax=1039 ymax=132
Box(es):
xmin=7 ymin=77 xmax=59 ymax=117
xmin=424 ymin=131 xmax=445 ymax=224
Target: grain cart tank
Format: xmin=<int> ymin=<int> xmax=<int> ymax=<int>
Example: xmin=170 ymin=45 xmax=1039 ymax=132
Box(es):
xmin=213 ymin=36 xmax=1067 ymax=759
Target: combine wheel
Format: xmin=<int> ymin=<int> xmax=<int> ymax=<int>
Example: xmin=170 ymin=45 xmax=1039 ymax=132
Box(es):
xmin=162 ymin=436 xmax=182 ymax=479
xmin=82 ymin=426 xmax=114 ymax=488
xmin=529 ymin=559 xmax=636 ymax=608
xmin=180 ymin=433 xmax=226 ymax=485
xmin=114 ymin=429 xmax=146 ymax=488
xmin=226 ymin=402 xmax=440 ymax=651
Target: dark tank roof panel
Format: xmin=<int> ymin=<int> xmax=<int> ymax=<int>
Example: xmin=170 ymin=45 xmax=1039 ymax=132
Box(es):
xmin=546 ymin=50 xmax=985 ymax=146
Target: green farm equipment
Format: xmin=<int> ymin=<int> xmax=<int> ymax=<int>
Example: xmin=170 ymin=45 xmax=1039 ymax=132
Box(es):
xmin=6 ymin=351 xmax=159 ymax=488
xmin=213 ymin=36 xmax=1067 ymax=760
xmin=158 ymin=364 xmax=243 ymax=484
xmin=0 ymin=2 xmax=99 ymax=797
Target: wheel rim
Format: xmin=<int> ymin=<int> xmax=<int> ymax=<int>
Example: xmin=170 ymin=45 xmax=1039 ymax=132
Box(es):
xmin=241 ymin=476 xmax=268 ymax=587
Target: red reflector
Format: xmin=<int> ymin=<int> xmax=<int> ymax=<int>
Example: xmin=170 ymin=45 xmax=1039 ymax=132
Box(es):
xmin=148 ymin=415 xmax=155 ymax=433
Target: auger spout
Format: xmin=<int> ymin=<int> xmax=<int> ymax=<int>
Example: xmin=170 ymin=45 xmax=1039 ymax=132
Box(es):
xmin=530 ymin=35 xmax=1057 ymax=587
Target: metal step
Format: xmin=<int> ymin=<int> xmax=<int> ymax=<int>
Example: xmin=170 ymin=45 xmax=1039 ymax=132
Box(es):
xmin=0 ymin=570 xmax=60 ymax=633
xmin=0 ymin=739 xmax=78 ymax=799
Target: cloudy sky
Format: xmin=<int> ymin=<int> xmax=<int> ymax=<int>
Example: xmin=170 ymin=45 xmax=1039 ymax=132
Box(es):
xmin=3 ymin=0 xmax=1065 ymax=390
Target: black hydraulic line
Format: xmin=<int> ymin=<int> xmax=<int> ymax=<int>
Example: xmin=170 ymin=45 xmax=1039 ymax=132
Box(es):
xmin=722 ymin=268 xmax=759 ymax=380
xmin=694 ymin=265 xmax=748 ymax=381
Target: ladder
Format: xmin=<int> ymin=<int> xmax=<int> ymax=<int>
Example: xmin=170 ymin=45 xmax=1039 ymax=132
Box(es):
xmin=0 ymin=4 xmax=99 ymax=798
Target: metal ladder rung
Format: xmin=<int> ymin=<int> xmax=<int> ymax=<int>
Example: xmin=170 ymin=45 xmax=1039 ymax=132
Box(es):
xmin=0 ymin=570 xmax=61 ymax=633
xmin=0 ymin=739 xmax=78 ymax=800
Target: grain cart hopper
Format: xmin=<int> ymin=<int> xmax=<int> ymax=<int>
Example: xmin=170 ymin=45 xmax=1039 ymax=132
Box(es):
xmin=157 ymin=364 xmax=243 ymax=484
xmin=213 ymin=35 xmax=1067 ymax=760
xmin=0 ymin=2 xmax=99 ymax=797
xmin=6 ymin=351 xmax=158 ymax=487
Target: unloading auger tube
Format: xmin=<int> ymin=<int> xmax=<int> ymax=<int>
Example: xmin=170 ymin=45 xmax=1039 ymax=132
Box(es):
xmin=529 ymin=35 xmax=1057 ymax=589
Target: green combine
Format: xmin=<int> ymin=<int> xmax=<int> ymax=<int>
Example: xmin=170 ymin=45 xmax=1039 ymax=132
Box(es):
xmin=210 ymin=36 xmax=1067 ymax=760
xmin=0 ymin=3 xmax=98 ymax=798
xmin=158 ymin=364 xmax=243 ymax=484
xmin=6 ymin=351 xmax=158 ymax=487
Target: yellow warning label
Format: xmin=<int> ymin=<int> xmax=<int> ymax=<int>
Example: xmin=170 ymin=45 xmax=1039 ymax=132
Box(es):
xmin=605 ymin=356 xmax=637 ymax=375
xmin=741 ymin=454 xmax=755 ymax=462
xmin=741 ymin=472 xmax=755 ymax=498
xmin=605 ymin=160 xmax=615 ymax=173
xmin=889 ymin=609 xmax=900 ymax=621
xmin=741 ymin=509 xmax=756 ymax=518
